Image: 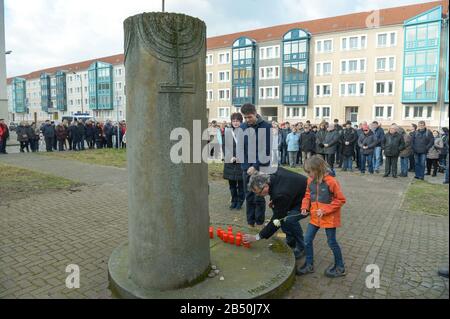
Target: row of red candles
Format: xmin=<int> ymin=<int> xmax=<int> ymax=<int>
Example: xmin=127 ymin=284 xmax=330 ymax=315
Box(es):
xmin=209 ymin=226 xmax=251 ymax=248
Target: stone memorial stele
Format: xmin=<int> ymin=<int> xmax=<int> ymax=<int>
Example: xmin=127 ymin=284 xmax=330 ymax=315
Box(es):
xmin=108 ymin=12 xmax=295 ymax=299
xmin=122 ymin=12 xmax=209 ymax=291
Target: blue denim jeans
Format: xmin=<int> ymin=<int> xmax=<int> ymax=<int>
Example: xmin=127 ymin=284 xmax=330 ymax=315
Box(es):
xmin=280 ymin=210 xmax=307 ymax=257
xmin=342 ymin=156 xmax=353 ymax=170
xmin=360 ymin=154 xmax=374 ymax=173
xmin=304 ymin=224 xmax=344 ymax=268
xmin=243 ymin=172 xmax=266 ymax=225
xmin=400 ymin=157 xmax=409 ymax=176
xmin=414 ymin=153 xmax=427 ymax=179
xmin=372 ymin=146 xmax=382 ymax=171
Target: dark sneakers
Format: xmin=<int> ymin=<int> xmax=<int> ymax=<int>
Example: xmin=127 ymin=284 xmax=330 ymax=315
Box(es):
xmin=325 ymin=265 xmax=346 ymax=278
xmin=296 ymin=263 xmax=314 ymax=276
xmin=438 ymin=266 xmax=449 ymax=278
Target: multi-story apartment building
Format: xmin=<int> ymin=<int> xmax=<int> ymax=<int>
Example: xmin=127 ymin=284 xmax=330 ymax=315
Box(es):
xmin=6 ymin=1 xmax=449 ymax=128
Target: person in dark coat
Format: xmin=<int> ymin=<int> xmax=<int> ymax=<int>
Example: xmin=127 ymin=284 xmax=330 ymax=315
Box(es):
xmin=77 ymin=121 xmax=86 ymax=151
xmin=279 ymin=122 xmax=291 ymax=165
xmin=315 ymin=121 xmax=328 ymax=158
xmin=300 ymin=124 xmax=316 ymax=161
xmin=341 ymin=121 xmax=358 ymax=171
xmin=103 ymin=120 xmax=114 ymax=148
xmin=16 ymin=122 xmax=31 ymax=153
xmin=85 ymin=120 xmax=95 ymax=149
xmin=358 ymin=124 xmax=378 ymax=174
xmin=399 ymin=127 xmax=413 ymax=177
xmin=55 ymin=123 xmax=68 ymax=152
xmin=411 ymin=121 xmax=434 ymax=180
xmin=238 ymin=103 xmax=272 ymax=228
xmin=94 ymin=122 xmax=104 ymax=149
xmin=42 ymin=120 xmax=55 ymax=152
xmin=223 ymin=113 xmax=245 ymax=210
xmin=382 ymin=125 xmax=405 ymax=178
xmin=51 ymin=122 xmax=57 ymax=151
xmin=242 ymin=168 xmax=308 ymax=260
xmin=68 ymin=120 xmax=80 ymax=151
xmin=333 ymin=119 xmax=344 ymax=168
xmin=323 ymin=124 xmax=340 ymax=176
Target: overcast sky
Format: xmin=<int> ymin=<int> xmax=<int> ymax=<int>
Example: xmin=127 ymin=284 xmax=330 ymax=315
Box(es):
xmin=5 ymin=0 xmax=429 ymax=77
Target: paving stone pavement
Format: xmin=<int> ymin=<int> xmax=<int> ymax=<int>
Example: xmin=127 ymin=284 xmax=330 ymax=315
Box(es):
xmin=0 ymin=153 xmax=448 ymax=299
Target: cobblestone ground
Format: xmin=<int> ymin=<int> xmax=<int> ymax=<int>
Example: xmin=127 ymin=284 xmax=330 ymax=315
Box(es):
xmin=0 ymin=153 xmax=448 ymax=299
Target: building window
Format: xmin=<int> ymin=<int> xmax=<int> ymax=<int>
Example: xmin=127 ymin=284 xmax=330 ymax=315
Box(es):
xmin=374 ymin=105 xmax=393 ymax=120
xmin=218 ymin=52 xmax=230 ymax=64
xmin=404 ymin=105 xmax=433 ymax=119
xmin=316 ymin=61 xmax=332 ymax=76
xmin=341 ymin=35 xmax=367 ymax=51
xmin=207 ymin=72 xmax=213 ymax=83
xmin=206 ymin=54 xmax=214 ymax=66
xmin=315 ymin=84 xmax=332 ymax=97
xmin=314 ymin=105 xmax=331 ymax=119
xmin=259 ymin=45 xmax=280 ymax=60
xmin=218 ymin=71 xmax=230 ymax=82
xmin=286 ymin=107 xmax=306 ymax=119
xmin=316 ymin=39 xmax=333 ymax=53
xmin=375 ymin=81 xmax=395 ymax=96
xmin=218 ymin=107 xmax=230 ymax=119
xmin=219 ymin=89 xmax=230 ymax=101
xmin=259 ymin=86 xmax=279 ymax=99
xmin=377 ymin=32 xmax=397 ymax=48
xmin=259 ymin=66 xmax=280 ymax=79
xmin=207 ymin=90 xmax=213 ymax=101
xmin=340 ymin=59 xmax=366 ymax=74
xmin=340 ymin=82 xmax=365 ymax=96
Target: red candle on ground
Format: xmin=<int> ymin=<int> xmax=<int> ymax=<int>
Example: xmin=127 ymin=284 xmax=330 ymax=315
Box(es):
xmin=209 ymin=227 xmax=214 ymax=239
xmin=228 ymin=234 xmax=234 ymax=245
xmin=243 ymin=242 xmax=251 ymax=248
xmin=228 ymin=226 xmax=233 ymax=233
xmin=235 ymin=236 xmax=242 ymax=246
xmin=217 ymin=228 xmax=222 ymax=239
xmin=223 ymin=233 xmax=229 ymax=243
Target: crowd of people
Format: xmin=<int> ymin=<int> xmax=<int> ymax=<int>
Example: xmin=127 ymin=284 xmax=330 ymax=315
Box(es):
xmin=212 ymin=117 xmax=449 ymax=184
xmin=0 ymin=119 xmax=127 ymax=154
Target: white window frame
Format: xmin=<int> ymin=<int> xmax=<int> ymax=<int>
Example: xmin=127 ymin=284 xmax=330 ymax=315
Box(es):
xmin=218 ymin=89 xmax=231 ymax=101
xmin=259 ymin=86 xmax=279 ymax=100
xmin=375 ymin=56 xmax=396 ymax=72
xmin=259 ymin=66 xmax=280 ymax=80
xmin=285 ymin=106 xmax=307 ymax=119
xmin=259 ymin=45 xmax=281 ymax=60
xmin=207 ymin=90 xmax=214 ymax=102
xmin=340 ymin=58 xmax=367 ymax=74
xmin=376 ymin=31 xmax=397 ymax=48
xmin=218 ymin=107 xmax=231 ymax=119
xmin=315 ymin=61 xmax=333 ymax=76
xmin=218 ymin=51 xmax=230 ymax=64
xmin=340 ymin=34 xmax=368 ymax=51
xmin=206 ymin=54 xmax=214 ymax=66
xmin=314 ymin=105 xmax=331 ymax=120
xmin=374 ymin=80 xmax=395 ymax=96
xmin=403 ymin=105 xmax=434 ymax=120
xmin=339 ymin=82 xmax=366 ymax=97
xmin=373 ymin=104 xmax=394 ymax=120
xmin=314 ymin=83 xmax=332 ymax=97
xmin=315 ymin=39 xmax=334 ymax=53
xmin=218 ymin=70 xmax=230 ymax=82
xmin=207 ymin=72 xmax=213 ymax=84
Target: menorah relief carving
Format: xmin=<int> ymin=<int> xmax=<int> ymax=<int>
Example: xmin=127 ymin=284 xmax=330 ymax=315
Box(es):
xmin=125 ymin=13 xmax=206 ymax=94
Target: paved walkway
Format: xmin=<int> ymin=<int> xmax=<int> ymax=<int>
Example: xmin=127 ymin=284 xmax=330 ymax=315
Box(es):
xmin=0 ymin=153 xmax=448 ymax=299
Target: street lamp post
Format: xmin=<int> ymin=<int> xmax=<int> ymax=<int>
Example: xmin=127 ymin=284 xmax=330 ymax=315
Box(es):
xmin=115 ymin=91 xmax=121 ymax=149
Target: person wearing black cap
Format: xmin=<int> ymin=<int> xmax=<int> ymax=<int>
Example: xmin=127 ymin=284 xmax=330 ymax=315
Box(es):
xmin=341 ymin=121 xmax=358 ymax=171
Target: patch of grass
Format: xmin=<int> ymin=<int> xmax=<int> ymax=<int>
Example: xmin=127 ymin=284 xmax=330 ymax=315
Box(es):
xmin=0 ymin=163 xmax=81 ymax=203
xmin=40 ymin=149 xmax=127 ymax=168
xmin=402 ymin=180 xmax=449 ymax=216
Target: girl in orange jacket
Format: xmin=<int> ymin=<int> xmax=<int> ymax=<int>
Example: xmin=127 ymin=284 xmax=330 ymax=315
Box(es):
xmin=297 ymin=155 xmax=347 ymax=278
